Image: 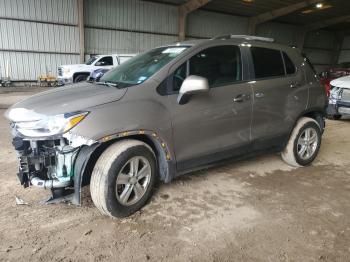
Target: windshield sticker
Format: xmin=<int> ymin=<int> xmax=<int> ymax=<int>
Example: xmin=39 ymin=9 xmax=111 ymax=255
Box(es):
xmin=137 ymin=76 xmax=147 ymax=83
xmin=162 ymin=47 xmax=187 ymax=54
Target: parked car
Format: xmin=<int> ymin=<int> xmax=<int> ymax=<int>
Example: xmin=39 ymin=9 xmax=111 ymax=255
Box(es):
xmin=5 ymin=35 xmax=327 ymax=218
xmin=87 ymin=68 xmax=110 ymax=82
xmin=57 ymin=54 xmax=135 ymax=85
xmin=327 ymin=75 xmax=350 ymax=120
xmin=329 ymin=62 xmax=350 ymax=78
xmin=319 ymin=62 xmax=350 ymax=97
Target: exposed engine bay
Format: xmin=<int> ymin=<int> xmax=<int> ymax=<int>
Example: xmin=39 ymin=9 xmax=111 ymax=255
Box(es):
xmin=14 ymin=136 xmax=78 ymax=190
xmin=8 ymin=113 xmax=98 ymax=203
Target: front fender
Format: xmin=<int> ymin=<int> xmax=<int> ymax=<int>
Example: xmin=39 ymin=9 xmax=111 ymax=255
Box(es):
xmin=72 ymin=98 xmax=174 ymax=159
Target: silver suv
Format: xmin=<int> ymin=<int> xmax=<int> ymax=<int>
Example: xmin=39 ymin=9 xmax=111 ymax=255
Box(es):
xmin=5 ymin=35 xmax=327 ymax=218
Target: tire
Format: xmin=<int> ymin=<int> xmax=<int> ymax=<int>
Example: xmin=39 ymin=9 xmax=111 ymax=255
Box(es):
xmin=74 ymin=74 xmax=88 ymax=83
xmin=90 ymin=140 xmax=157 ymax=218
xmin=281 ymin=117 xmax=322 ymax=167
xmin=328 ymin=114 xmax=342 ymax=120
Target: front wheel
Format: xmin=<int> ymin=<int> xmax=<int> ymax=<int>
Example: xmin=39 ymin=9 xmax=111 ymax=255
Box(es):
xmin=74 ymin=74 xmax=88 ymax=83
xmin=281 ymin=117 xmax=322 ymax=167
xmin=90 ymin=140 xmax=157 ymax=218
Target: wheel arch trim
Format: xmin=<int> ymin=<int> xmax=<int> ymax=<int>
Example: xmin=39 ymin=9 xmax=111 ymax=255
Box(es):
xmin=72 ymin=129 xmax=175 ymax=206
xmin=284 ymin=107 xmax=325 ymax=149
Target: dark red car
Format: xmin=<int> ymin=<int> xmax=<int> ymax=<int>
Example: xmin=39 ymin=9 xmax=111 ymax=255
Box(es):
xmin=320 ymin=62 xmax=350 ymax=96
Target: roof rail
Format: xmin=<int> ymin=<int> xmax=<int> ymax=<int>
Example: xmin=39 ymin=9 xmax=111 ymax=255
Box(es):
xmin=212 ymin=35 xmax=274 ymax=42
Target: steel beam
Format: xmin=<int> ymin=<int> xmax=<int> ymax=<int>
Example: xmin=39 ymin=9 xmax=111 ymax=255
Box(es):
xmin=248 ymin=0 xmax=320 ymax=35
xmin=178 ymin=0 xmax=211 ymax=41
xmin=78 ymin=0 xmax=85 ymax=63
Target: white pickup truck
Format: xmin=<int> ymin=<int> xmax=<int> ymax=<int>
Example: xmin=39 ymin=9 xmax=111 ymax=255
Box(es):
xmin=57 ymin=54 xmax=135 ymax=84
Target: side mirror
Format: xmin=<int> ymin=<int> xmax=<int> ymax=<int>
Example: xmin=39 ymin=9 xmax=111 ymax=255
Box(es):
xmin=177 ymin=75 xmax=209 ymax=105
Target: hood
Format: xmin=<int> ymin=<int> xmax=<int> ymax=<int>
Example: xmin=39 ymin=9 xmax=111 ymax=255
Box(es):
xmin=330 ymin=75 xmax=350 ymax=89
xmin=5 ymin=82 xmax=127 ymax=122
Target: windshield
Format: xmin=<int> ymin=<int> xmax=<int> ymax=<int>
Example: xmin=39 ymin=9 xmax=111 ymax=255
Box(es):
xmin=85 ymin=56 xmax=98 ymax=65
xmin=100 ymin=46 xmax=189 ymax=87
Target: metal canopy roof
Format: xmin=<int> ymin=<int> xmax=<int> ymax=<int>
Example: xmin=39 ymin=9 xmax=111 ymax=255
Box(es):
xmin=148 ymin=0 xmax=350 ymax=31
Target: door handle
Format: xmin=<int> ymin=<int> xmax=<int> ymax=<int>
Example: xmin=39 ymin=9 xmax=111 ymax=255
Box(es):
xmin=290 ymin=82 xmax=301 ymax=88
xmin=233 ymin=95 xmax=244 ymax=103
xmin=255 ymin=92 xmax=264 ymax=98
xmin=233 ymin=94 xmax=250 ymax=103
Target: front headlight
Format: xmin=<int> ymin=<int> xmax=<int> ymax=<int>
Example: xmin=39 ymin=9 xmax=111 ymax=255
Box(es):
xmin=63 ymin=68 xmax=71 ymax=75
xmin=15 ymin=111 xmax=88 ymax=137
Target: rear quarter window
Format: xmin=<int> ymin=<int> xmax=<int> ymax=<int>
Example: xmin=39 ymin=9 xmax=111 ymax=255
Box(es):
xmin=282 ymin=52 xmax=296 ymax=75
xmin=251 ymin=47 xmax=285 ymax=79
xmin=302 ymin=53 xmax=317 ymax=75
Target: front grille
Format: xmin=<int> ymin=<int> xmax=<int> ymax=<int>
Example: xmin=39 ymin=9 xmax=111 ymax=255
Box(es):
xmin=58 ymin=67 xmax=63 ymax=77
xmin=341 ymin=89 xmax=350 ymax=102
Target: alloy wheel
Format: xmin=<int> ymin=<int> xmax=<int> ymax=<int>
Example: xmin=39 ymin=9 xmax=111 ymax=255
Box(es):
xmin=115 ymin=156 xmax=152 ymax=206
xmin=297 ymin=127 xmax=318 ymax=161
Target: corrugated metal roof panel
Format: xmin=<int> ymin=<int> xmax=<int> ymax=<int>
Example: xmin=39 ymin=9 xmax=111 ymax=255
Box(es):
xmin=85 ymin=0 xmax=178 ymax=35
xmin=256 ymin=22 xmax=299 ymax=46
xmin=278 ymin=0 xmax=350 ymax=25
xmin=338 ymin=50 xmax=350 ymax=63
xmin=0 ymin=19 xmax=79 ymax=53
xmin=203 ymin=0 xmax=301 ymax=17
xmin=151 ymin=0 xmax=350 ymax=30
xmin=187 ymin=10 xmax=248 ymax=38
xmin=342 ymin=36 xmax=350 ymax=49
xmin=85 ymin=27 xmax=178 ymax=54
xmin=0 ymin=0 xmax=78 ymax=24
xmin=304 ymin=31 xmax=335 ymax=49
xmin=0 ymin=51 xmax=79 ymax=80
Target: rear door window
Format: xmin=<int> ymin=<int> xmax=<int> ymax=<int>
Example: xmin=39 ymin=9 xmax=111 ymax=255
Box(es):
xmin=251 ymin=47 xmax=285 ymax=79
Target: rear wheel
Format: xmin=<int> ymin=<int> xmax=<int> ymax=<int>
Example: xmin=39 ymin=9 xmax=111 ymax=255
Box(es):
xmin=281 ymin=117 xmax=321 ymax=167
xmin=90 ymin=140 xmax=157 ymax=218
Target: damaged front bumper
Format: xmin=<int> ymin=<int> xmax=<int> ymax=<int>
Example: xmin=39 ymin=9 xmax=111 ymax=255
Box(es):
xmin=11 ymin=130 xmax=98 ymax=204
xmin=327 ymin=102 xmax=350 ymax=116
xmin=328 ymin=86 xmax=350 ymax=116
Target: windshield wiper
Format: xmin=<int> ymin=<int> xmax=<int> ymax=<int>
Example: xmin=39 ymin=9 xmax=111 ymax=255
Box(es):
xmin=95 ymin=81 xmax=118 ymax=88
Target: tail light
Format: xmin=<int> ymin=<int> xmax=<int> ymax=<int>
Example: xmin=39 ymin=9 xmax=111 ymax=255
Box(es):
xmin=324 ymin=83 xmax=330 ymax=97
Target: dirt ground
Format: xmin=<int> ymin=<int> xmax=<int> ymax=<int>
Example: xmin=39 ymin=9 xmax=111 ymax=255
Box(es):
xmin=0 ymin=90 xmax=350 ymax=261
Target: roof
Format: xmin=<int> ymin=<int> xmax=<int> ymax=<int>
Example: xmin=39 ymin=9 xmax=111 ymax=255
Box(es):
xmin=171 ymin=35 xmax=295 ymax=52
xmin=148 ymin=0 xmax=350 ymax=31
